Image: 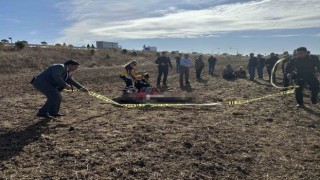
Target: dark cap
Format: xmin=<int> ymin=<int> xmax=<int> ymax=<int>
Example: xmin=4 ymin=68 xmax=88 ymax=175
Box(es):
xmin=64 ymin=59 xmax=80 ymax=65
xmin=296 ymin=47 xmax=307 ymax=52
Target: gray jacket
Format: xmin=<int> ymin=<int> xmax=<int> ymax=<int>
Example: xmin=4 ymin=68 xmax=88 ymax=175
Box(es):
xmin=32 ymin=64 xmax=83 ymax=90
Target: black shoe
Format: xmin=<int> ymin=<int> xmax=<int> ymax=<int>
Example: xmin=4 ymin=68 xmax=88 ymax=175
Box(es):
xmin=49 ymin=113 xmax=65 ymax=117
xmin=36 ymin=113 xmax=54 ymax=118
xmin=296 ymin=104 xmax=304 ymax=108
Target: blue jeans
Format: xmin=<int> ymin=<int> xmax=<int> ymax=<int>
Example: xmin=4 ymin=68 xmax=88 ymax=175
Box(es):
xmin=249 ymin=66 xmax=256 ymax=80
xmin=257 ymin=65 xmax=264 ymax=79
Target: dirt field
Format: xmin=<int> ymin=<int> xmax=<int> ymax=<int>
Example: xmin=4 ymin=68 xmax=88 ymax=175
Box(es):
xmin=0 ymin=51 xmax=319 ymax=179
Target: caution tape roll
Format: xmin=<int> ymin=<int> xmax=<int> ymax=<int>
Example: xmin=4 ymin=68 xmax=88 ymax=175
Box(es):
xmin=270 ymin=58 xmax=299 ymax=89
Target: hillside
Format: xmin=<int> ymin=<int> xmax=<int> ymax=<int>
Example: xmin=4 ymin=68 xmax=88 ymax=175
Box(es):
xmin=0 ymin=47 xmax=319 ymax=179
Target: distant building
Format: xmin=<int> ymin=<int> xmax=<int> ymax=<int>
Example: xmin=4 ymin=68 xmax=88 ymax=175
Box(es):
xmin=96 ymin=41 xmax=122 ymax=49
xmin=142 ymin=44 xmax=157 ymax=52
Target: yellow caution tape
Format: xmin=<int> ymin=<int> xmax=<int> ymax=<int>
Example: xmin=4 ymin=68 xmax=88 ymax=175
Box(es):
xmin=89 ymin=92 xmax=122 ymax=106
xmin=88 ymin=89 xmax=295 ymax=108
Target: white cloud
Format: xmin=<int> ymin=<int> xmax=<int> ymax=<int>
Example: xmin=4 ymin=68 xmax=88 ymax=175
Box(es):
xmin=241 ymin=33 xmax=317 ymax=38
xmin=29 ymin=31 xmax=38 ymax=35
xmin=55 ymin=0 xmax=320 ymax=45
xmin=0 ymin=18 xmax=21 ymax=23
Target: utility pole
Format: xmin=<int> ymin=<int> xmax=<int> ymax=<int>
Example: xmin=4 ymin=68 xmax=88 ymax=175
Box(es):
xmin=8 ymin=37 xmax=12 ymax=43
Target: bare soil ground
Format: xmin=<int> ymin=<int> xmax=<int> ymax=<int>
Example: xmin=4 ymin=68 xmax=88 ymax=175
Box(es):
xmin=0 ymin=54 xmax=319 ymax=179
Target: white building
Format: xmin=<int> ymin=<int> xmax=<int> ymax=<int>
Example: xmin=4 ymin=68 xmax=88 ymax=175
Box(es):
xmin=96 ymin=41 xmax=122 ymax=49
xmin=143 ymin=44 xmax=157 ymax=52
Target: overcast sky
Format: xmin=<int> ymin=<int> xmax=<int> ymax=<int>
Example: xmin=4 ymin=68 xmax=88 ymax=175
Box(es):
xmin=1 ymin=0 xmax=320 ymax=55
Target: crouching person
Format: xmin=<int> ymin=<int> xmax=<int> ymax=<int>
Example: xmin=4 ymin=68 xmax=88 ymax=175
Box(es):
xmin=31 ymin=60 xmax=89 ymax=118
xmin=134 ymin=73 xmax=160 ymax=95
xmin=222 ymin=64 xmax=236 ymax=80
xmin=234 ymin=66 xmax=247 ymax=78
xmin=120 ymin=60 xmax=138 ymax=94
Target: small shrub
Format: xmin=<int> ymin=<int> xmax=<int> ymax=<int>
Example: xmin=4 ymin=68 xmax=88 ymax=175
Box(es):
xmin=15 ymin=41 xmax=26 ymax=49
xmin=132 ymin=51 xmax=137 ymax=56
xmin=90 ymin=49 xmax=95 ymax=56
xmin=122 ymin=49 xmax=128 ymax=54
xmin=105 ymin=53 xmax=111 ymax=59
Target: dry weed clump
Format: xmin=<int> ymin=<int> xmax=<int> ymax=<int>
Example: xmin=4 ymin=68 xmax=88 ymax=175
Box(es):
xmin=0 ymin=47 xmax=158 ymax=74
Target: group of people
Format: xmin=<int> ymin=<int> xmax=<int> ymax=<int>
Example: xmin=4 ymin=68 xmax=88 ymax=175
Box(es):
xmin=245 ymin=52 xmax=280 ymax=82
xmin=245 ymin=47 xmax=320 ymax=107
xmin=31 ymin=46 xmax=319 ymax=118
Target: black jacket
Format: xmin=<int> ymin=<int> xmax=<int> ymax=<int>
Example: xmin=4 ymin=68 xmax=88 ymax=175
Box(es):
xmin=155 ymin=56 xmax=172 ymax=69
xmin=134 ymin=79 xmax=151 ymax=91
xmin=285 ymin=55 xmax=320 ymax=78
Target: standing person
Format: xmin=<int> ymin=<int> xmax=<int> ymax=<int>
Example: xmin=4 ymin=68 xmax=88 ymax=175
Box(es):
xmin=175 ymin=53 xmax=182 ymax=73
xmin=208 ymin=55 xmax=217 ymax=76
xmin=195 ymin=55 xmax=205 ymax=80
xmin=179 ymin=54 xmax=192 ymax=87
xmin=285 ymin=47 xmax=320 ymax=107
xmin=265 ymin=52 xmax=279 ymax=82
xmin=257 ymin=54 xmax=265 ymax=79
xmin=248 ymin=53 xmax=258 ymax=81
xmin=155 ymin=51 xmax=172 ymax=87
xmin=281 ymin=50 xmax=295 ymax=90
xmin=31 ymin=60 xmax=89 ymax=118
xmin=120 ymin=60 xmax=139 ymax=94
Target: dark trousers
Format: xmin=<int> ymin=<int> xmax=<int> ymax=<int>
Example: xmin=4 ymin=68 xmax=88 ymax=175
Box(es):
xmin=248 ymin=66 xmax=256 ymax=80
xmin=283 ymin=74 xmax=290 ymax=87
xmin=208 ymin=64 xmax=215 ymax=75
xmin=196 ymin=67 xmax=203 ymax=79
xmin=120 ymin=76 xmax=133 ymax=89
xmin=176 ymin=63 xmax=180 ymax=73
xmin=257 ymin=65 xmax=264 ymax=78
xmin=295 ymin=77 xmax=319 ymax=105
xmin=157 ymin=67 xmax=169 ymax=85
xmin=33 ymin=82 xmax=62 ymax=115
xmin=179 ymin=66 xmax=190 ymax=86
xmin=267 ymin=67 xmax=276 ymax=82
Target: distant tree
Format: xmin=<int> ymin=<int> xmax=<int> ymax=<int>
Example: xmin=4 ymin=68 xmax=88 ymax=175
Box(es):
xmin=87 ymin=44 xmax=90 ymax=49
xmin=68 ymin=44 xmax=74 ymax=48
xmin=20 ymin=40 xmax=28 ymax=44
xmin=15 ymin=41 xmax=26 ymax=49
xmin=63 ymin=43 xmax=67 ymax=46
xmin=131 ymin=51 xmax=137 ymax=56
xmin=91 ymin=44 xmax=95 ymax=49
xmin=1 ymin=39 xmax=9 ymax=43
xmin=55 ymin=43 xmax=62 ymax=47
xmin=41 ymin=41 xmax=48 ymax=45
xmin=170 ymin=51 xmax=176 ymax=55
xmin=122 ymin=49 xmax=128 ymax=54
